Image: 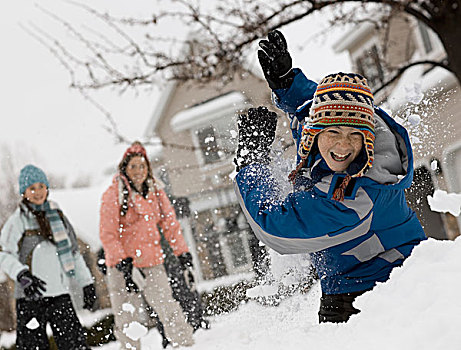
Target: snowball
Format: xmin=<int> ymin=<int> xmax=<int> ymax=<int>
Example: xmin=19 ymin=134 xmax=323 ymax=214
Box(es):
xmin=430 ymin=160 xmax=438 ymax=171
xmin=408 ymin=114 xmax=421 ymax=126
xmin=123 ymin=321 xmax=148 ymax=341
xmin=26 ymin=318 xmax=40 ymax=330
xmin=206 ymin=55 xmax=219 ymax=65
xmin=136 ymin=249 xmax=142 ymax=257
xmin=122 ymin=303 xmax=136 ymax=314
xmin=204 ymin=136 xmax=215 ymax=144
xmin=230 ymin=130 xmax=238 ymax=138
xmin=427 ymin=190 xmax=461 ymax=216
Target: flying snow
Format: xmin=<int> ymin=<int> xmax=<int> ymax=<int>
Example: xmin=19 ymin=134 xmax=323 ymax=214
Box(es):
xmin=122 ymin=303 xmax=136 ymax=314
xmin=427 ymin=190 xmax=461 ymax=216
xmin=123 ymin=321 xmax=148 ymax=341
xmin=25 ymin=318 xmax=39 ymax=330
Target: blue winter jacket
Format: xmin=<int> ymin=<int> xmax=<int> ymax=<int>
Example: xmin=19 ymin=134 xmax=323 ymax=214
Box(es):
xmin=234 ymin=69 xmax=426 ymax=294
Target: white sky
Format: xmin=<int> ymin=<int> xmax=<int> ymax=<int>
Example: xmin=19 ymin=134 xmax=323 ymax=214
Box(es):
xmin=0 ymin=1 xmax=350 ymax=186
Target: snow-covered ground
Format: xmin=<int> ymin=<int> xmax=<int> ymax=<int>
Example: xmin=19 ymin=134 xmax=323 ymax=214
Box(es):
xmin=1 ymin=237 xmax=459 ymax=349
xmin=91 ymin=236 xmax=461 ymax=350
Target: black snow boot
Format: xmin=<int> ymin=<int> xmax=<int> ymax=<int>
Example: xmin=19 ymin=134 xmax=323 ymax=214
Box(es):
xmin=318 ymin=290 xmax=368 ymax=323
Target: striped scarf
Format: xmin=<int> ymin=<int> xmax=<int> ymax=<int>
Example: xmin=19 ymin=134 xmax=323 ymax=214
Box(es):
xmin=28 ymin=201 xmax=76 ymax=277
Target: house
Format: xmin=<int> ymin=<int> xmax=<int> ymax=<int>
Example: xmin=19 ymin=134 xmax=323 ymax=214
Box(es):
xmin=143 ymin=66 xmax=292 ymax=281
xmin=333 ymin=13 xmax=461 ymax=240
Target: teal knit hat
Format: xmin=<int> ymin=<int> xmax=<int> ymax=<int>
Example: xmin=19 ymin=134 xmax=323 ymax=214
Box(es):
xmin=19 ymin=165 xmax=49 ymax=194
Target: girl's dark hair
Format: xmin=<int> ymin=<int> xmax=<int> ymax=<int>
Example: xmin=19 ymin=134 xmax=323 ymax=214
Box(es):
xmin=118 ymin=152 xmax=154 ymax=215
xmin=21 ymin=199 xmax=54 ymax=242
xmin=119 ymin=152 xmax=153 ymax=178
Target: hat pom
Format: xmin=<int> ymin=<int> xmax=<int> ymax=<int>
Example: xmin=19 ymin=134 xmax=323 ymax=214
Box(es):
xmin=122 ymin=141 xmax=148 ymax=161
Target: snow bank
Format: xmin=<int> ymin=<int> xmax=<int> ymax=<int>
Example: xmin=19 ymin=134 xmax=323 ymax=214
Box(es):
xmin=194 ymin=237 xmax=461 ymax=350
xmin=311 ymin=237 xmax=461 ymax=350
xmin=94 ymin=237 xmax=461 ymax=350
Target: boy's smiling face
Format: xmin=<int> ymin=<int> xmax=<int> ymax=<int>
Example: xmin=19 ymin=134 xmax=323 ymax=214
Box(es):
xmin=317 ymin=126 xmax=364 ymax=172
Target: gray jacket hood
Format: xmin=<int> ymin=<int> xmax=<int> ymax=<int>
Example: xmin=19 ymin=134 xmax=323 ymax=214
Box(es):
xmin=364 ymin=113 xmax=409 ymax=185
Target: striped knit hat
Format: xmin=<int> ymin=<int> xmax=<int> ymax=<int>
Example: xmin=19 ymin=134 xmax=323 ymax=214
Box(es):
xmin=291 ymin=72 xmax=376 ymax=200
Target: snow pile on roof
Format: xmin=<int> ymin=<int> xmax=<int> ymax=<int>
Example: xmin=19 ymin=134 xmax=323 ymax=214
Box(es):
xmin=170 ymin=91 xmax=247 ymax=131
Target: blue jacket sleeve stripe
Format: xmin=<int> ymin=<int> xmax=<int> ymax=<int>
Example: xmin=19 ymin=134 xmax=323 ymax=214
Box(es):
xmin=235 ymin=180 xmax=374 ymax=254
xmin=314 ymin=177 xmax=374 ymax=220
xmin=234 ymin=167 xmax=375 ymax=254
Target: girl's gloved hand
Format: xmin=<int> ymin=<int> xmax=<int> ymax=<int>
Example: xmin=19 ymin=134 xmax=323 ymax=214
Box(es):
xmin=116 ymin=257 xmax=140 ymax=294
xmin=17 ymin=269 xmax=47 ymax=300
xmin=178 ymin=252 xmax=196 ymax=291
xmin=83 ymin=283 xmax=97 ymax=310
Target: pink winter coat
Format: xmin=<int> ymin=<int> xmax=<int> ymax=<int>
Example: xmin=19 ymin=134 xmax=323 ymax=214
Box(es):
xmin=100 ymin=175 xmax=189 ymax=268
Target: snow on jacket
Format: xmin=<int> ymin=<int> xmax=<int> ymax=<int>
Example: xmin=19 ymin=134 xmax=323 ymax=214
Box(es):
xmin=0 ymin=201 xmax=93 ymax=299
xmin=99 ymin=174 xmax=189 ymax=268
xmin=234 ymin=69 xmax=426 ymax=295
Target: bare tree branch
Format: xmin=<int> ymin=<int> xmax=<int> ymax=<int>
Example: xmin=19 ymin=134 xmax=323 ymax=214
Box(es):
xmin=26 ymin=0 xmax=461 ymax=143
xmin=373 ymin=59 xmax=452 ymax=95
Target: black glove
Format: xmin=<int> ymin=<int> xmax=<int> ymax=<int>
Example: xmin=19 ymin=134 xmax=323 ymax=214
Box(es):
xmin=178 ymin=253 xmax=196 ymax=291
xmin=83 ymin=283 xmax=97 ymax=310
xmin=116 ymin=257 xmax=140 ymax=294
xmin=17 ymin=269 xmax=47 ymax=301
xmin=96 ymin=248 xmax=107 ymax=275
xmin=234 ymin=106 xmax=278 ymax=172
xmin=178 ymin=252 xmax=193 ymax=269
xmin=258 ymin=30 xmax=294 ymax=89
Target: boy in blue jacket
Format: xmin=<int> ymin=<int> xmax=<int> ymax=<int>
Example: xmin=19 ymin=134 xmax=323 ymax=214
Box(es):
xmin=233 ymin=31 xmax=426 ymax=323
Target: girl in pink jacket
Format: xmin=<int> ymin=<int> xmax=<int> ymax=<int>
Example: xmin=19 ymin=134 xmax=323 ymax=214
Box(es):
xmin=100 ymin=141 xmax=194 ymax=348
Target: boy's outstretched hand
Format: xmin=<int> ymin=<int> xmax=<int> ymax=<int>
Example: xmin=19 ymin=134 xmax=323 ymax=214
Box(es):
xmin=258 ymin=30 xmax=294 ymax=90
xmin=234 ymin=106 xmax=277 ymax=172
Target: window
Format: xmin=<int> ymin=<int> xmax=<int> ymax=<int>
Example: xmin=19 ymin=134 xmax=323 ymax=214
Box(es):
xmin=197 ymin=126 xmax=221 ymax=165
xmin=225 ymin=232 xmax=249 ymax=268
xmin=195 ymin=116 xmax=236 ymax=166
xmin=418 ymin=21 xmax=433 ymax=54
xmin=157 ymin=168 xmax=172 ymax=195
xmin=355 ymin=45 xmax=385 ymax=88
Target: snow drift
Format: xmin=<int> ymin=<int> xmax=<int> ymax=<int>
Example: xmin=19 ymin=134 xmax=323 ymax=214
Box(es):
xmin=95 ymin=236 xmax=461 ymax=350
